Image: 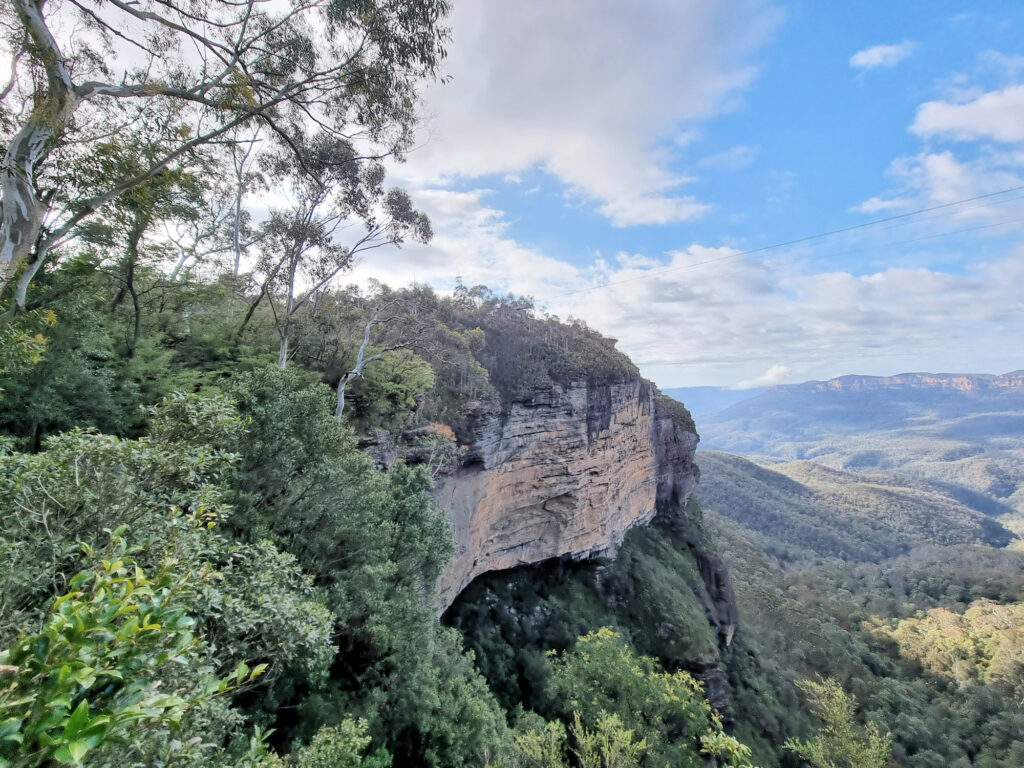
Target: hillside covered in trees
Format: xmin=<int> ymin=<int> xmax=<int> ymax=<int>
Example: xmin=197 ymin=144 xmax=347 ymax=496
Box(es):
xmin=679 ymin=376 xmax=1024 ymax=767
xmin=690 ymin=444 xmax=1024 ymax=766
xmin=692 ymin=379 xmax=1024 ymax=536
xmin=0 ymin=263 xmax=758 ymax=768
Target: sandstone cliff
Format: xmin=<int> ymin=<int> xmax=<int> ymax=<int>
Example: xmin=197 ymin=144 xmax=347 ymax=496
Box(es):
xmin=432 ymin=379 xmax=700 ymax=609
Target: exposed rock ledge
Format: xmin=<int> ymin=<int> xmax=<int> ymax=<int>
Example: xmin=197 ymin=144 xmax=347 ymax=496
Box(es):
xmin=433 ymin=379 xmax=699 ymax=610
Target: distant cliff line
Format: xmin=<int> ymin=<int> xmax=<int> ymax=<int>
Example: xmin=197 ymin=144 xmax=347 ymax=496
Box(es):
xmin=782 ymin=370 xmax=1024 ymax=394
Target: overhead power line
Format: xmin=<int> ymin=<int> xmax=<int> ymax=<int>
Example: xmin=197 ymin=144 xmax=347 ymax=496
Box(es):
xmin=537 ymin=184 xmax=1024 ymax=304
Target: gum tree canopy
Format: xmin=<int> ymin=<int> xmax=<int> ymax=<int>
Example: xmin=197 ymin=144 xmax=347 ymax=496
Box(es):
xmin=0 ymin=0 xmax=449 ymax=312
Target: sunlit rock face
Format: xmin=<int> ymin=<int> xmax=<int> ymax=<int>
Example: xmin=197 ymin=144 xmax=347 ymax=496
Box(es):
xmin=434 ymin=379 xmax=699 ymax=609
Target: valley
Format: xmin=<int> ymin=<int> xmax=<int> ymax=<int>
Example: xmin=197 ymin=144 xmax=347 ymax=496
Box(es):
xmin=670 ymin=373 xmax=1024 ymax=766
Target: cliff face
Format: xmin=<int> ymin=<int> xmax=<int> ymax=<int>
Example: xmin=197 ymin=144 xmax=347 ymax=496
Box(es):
xmin=433 ymin=379 xmax=700 ymax=609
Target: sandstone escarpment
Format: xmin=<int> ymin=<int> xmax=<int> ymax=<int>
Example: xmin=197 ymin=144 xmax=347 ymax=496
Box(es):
xmin=433 ymin=379 xmax=699 ymax=609
xmin=793 ymin=370 xmax=1024 ymax=393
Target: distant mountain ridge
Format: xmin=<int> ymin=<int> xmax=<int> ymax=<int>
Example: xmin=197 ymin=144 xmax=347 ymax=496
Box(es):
xmin=663 ymin=371 xmax=1024 ymax=422
xmin=780 ymin=370 xmax=1024 ymax=394
xmin=675 ymin=368 xmax=1024 ymax=537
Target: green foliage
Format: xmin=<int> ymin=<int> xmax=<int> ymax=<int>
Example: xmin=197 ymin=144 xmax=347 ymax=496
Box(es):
xmin=784 ymin=679 xmax=891 ymax=768
xmin=226 ymin=367 xmax=452 ymax=618
xmin=414 ymin=323 xmax=494 ymax=429
xmin=571 ymin=712 xmax=648 ymax=768
xmin=446 ymin=558 xmax=602 ymax=714
xmin=0 ymin=397 xmax=243 ymax=642
xmin=194 ymin=539 xmax=336 ymax=690
xmin=0 ymin=390 xmax=347 ymax=766
xmin=0 ymin=269 xmax=142 ymax=447
xmin=220 ymin=367 xmax=512 ymax=767
xmin=393 ymin=627 xmax=513 ymax=768
xmin=866 ymin=600 xmax=1024 ymax=700
xmin=447 ymin=507 xmax=723 ymax=719
xmin=441 ymin=284 xmax=639 ymax=402
xmin=602 ymin=523 xmax=720 ymax=663
xmin=291 ymin=718 xmax=390 ymax=768
xmin=0 ymin=532 xmax=263 ymax=768
xmin=0 ymin=310 xmax=56 ymax=380
xmin=505 ymin=630 xmax=759 ymax=768
xmin=516 ymin=711 xmax=648 ymax=768
xmin=697 ymin=451 xmax=1012 ymax=564
xmin=294 ymin=625 xmax=513 ymax=768
xmin=700 ymin=714 xmax=760 ymax=768
xmin=343 ymin=349 xmax=435 ymax=432
xmin=704 ymin=485 xmax=1024 ymax=768
xmin=515 ymin=715 xmax=569 ymax=768
xmin=548 ymin=628 xmax=719 ymax=768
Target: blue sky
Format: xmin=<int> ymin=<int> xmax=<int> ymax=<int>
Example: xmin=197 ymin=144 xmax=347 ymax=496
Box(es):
xmin=349 ymin=1 xmax=1024 ymax=388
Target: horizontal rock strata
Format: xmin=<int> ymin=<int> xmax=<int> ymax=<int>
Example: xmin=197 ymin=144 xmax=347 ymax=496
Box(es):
xmin=434 ymin=379 xmax=698 ymax=609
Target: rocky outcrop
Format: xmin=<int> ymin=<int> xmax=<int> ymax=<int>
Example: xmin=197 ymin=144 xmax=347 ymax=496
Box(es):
xmin=433 ymin=379 xmax=699 ymax=609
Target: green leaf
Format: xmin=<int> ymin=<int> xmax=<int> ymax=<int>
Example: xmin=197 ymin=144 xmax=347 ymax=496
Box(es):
xmin=47 ymin=694 xmax=72 ymax=710
xmin=33 ymin=635 xmax=50 ymax=663
xmin=0 ymin=719 xmax=23 ymax=746
xmin=67 ymin=740 xmax=90 ymax=763
xmin=62 ymin=700 xmax=89 ymax=739
xmin=53 ymin=745 xmax=73 ymax=764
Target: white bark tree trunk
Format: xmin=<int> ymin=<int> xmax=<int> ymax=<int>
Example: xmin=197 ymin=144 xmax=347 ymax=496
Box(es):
xmin=277 ymin=256 xmax=298 ymax=369
xmin=335 ymin=313 xmax=385 ymax=419
xmin=0 ymin=0 xmax=79 ymax=308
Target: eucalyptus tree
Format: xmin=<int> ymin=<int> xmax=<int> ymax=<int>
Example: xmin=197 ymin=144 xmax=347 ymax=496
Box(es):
xmin=227 ymin=126 xmax=265 ymax=279
xmin=0 ymin=0 xmax=450 ymax=314
xmin=244 ymin=131 xmax=431 ymax=369
xmin=333 ymin=294 xmax=432 ymax=418
xmin=74 ymin=128 xmax=205 ymax=357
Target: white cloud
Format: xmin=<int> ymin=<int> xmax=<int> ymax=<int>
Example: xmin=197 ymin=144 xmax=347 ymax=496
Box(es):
xmin=850 ymin=196 xmax=914 ymax=214
xmin=581 ymin=250 xmax=1024 ymax=387
xmin=346 ymin=186 xmax=1024 ymax=387
xmin=559 ymin=244 xmax=1024 ymax=387
xmin=977 ymin=50 xmax=1024 ymax=79
xmin=852 ymin=150 xmax=1024 ymax=221
xmin=598 ymin=194 xmax=712 ymax=227
xmin=734 ymin=365 xmax=792 ymax=389
xmin=855 ymin=55 xmax=1024 ymax=223
xmin=697 ymin=144 xmax=760 ymax=170
xmin=850 ymin=41 xmax=917 ymax=71
xmin=912 ymin=84 xmax=1024 ymax=142
xmin=616 ymin=252 xmax=664 ymax=269
xmin=893 ymin=151 xmax=983 ymax=203
xmin=344 ymin=188 xmax=580 ymax=299
xmin=401 ymin=1 xmax=781 ymax=226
